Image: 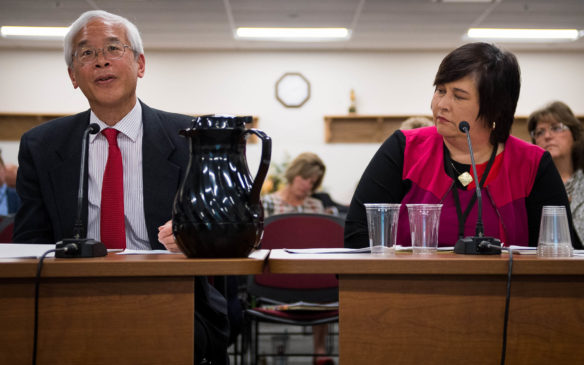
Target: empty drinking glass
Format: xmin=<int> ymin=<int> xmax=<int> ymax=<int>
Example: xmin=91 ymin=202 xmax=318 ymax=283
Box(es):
xmin=406 ymin=204 xmax=443 ymax=255
xmin=364 ymin=203 xmax=401 ymax=255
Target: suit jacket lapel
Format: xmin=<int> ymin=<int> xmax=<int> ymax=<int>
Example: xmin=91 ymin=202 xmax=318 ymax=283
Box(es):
xmin=141 ymin=102 xmax=182 ymax=248
xmin=49 ymin=111 xmax=90 ymax=239
xmin=44 ymin=104 xmax=183 ymax=246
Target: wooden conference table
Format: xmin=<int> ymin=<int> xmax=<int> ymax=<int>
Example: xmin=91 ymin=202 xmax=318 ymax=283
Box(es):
xmin=0 ymin=250 xmax=268 ymax=365
xmin=269 ymin=249 xmax=584 ymax=365
xmin=2 ymin=249 xmax=584 ymax=364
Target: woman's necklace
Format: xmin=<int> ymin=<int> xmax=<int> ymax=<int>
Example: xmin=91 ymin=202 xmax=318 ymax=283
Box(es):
xmin=449 ymin=161 xmax=473 ymax=187
xmin=446 ymin=144 xmax=498 ymax=188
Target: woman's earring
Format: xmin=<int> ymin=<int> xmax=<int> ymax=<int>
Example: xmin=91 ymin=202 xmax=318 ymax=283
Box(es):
xmin=492 ymin=122 xmax=496 ymax=130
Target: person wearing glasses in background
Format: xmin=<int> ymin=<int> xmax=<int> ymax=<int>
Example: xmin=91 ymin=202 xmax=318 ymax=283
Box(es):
xmin=13 ymin=10 xmax=229 ymax=364
xmin=528 ymin=101 xmax=584 ymax=242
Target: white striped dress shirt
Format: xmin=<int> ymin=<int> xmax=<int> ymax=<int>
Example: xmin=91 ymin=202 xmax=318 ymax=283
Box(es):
xmin=87 ymin=102 xmax=150 ymax=250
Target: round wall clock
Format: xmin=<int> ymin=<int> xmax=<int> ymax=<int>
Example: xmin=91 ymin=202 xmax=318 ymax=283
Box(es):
xmin=275 ymin=72 xmax=311 ymax=108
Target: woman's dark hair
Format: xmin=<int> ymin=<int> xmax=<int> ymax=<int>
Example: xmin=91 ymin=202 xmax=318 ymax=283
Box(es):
xmin=527 ymin=101 xmax=584 ymax=171
xmin=433 ymin=42 xmax=521 ymax=145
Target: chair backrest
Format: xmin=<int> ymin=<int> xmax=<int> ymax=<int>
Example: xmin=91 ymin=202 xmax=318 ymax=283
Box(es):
xmin=249 ymin=213 xmax=345 ymax=303
xmin=0 ymin=214 xmax=15 ymax=243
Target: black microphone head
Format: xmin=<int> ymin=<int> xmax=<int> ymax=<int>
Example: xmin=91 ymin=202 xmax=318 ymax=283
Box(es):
xmin=88 ymin=123 xmax=101 ymax=134
xmin=459 ymin=121 xmax=470 ymax=133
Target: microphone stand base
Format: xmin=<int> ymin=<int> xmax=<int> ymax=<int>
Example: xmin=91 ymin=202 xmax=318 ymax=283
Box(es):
xmin=56 ymin=238 xmax=108 ymax=258
xmin=454 ymin=236 xmax=501 ymax=255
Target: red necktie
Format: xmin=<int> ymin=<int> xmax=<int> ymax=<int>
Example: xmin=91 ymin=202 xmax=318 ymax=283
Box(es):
xmin=100 ymin=128 xmax=126 ymax=249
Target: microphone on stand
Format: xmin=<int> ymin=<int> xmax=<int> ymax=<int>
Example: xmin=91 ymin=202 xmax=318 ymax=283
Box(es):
xmin=56 ymin=123 xmax=107 ymax=258
xmin=453 ymin=121 xmax=501 ymax=255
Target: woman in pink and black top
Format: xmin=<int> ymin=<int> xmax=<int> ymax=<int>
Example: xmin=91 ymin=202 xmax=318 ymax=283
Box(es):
xmin=345 ymin=42 xmax=581 ymax=250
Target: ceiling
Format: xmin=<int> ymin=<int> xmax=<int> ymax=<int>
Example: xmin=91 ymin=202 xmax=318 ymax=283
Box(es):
xmin=1 ymin=0 xmax=583 ymax=52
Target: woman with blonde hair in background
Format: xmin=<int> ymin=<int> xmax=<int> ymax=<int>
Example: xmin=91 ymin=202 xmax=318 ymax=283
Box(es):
xmin=262 ymin=152 xmax=326 ymax=216
xmin=528 ymin=101 xmax=584 ymax=242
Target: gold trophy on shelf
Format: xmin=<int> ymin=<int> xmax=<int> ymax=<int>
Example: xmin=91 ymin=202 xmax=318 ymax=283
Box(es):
xmin=348 ymin=89 xmax=357 ymax=114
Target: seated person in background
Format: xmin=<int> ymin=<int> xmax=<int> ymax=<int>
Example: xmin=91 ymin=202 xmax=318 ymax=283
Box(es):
xmin=262 ymin=152 xmax=326 ymax=216
xmin=0 ymin=153 xmax=21 ymax=215
xmin=14 ymin=10 xmax=228 ymax=364
xmin=344 ymin=42 xmax=581 ymax=249
xmin=4 ymin=163 xmax=18 ymax=188
xmin=261 ymin=151 xmax=334 ymax=365
xmin=399 ymin=116 xmax=433 ymax=130
xmin=528 ymin=101 xmax=584 ymax=242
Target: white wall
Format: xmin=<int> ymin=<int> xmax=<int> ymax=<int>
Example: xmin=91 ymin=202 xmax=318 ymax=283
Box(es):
xmin=1 ymin=48 xmax=583 ymax=204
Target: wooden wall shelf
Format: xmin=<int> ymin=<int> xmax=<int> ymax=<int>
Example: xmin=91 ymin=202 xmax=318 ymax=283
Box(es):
xmin=0 ymin=113 xmax=259 ymax=142
xmin=325 ymin=115 xmax=415 ymax=143
xmin=0 ymin=114 xmax=64 ymax=141
xmin=324 ymin=114 xmax=582 ymax=143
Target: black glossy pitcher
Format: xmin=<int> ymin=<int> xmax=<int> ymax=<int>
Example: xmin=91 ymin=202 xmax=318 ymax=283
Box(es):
xmin=172 ymin=115 xmax=271 ymax=258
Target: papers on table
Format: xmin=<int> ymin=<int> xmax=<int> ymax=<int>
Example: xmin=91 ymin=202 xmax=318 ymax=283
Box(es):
xmin=0 ymin=245 xmax=268 ymax=260
xmin=118 ymin=249 xmax=268 ymax=259
xmin=395 ymin=245 xmax=455 ymax=252
xmin=507 ymin=245 xmax=537 ymax=254
xmin=506 ymin=246 xmax=584 ymax=256
xmin=0 ymin=244 xmax=55 ymax=259
xmin=281 ymin=245 xmax=578 ymax=256
xmin=117 ymin=249 xmax=180 ymax=255
xmin=0 ymin=245 xmax=178 ymax=259
xmin=0 ymin=243 xmax=579 ymax=258
xmin=285 ymin=247 xmax=371 ymax=254
xmin=284 ymin=246 xmax=456 ymax=254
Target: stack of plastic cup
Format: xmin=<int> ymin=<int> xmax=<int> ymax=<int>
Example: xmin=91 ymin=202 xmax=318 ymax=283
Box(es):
xmin=537 ymin=205 xmax=573 ymax=258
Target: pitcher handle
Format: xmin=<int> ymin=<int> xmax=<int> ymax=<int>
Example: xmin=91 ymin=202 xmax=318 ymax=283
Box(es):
xmin=244 ymin=129 xmax=272 ymax=204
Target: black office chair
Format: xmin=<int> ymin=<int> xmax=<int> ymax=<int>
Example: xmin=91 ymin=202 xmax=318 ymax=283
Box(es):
xmin=242 ymin=213 xmax=344 ymax=364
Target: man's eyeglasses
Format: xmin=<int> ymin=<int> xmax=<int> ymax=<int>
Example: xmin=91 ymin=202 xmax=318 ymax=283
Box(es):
xmin=531 ymin=123 xmax=569 ymax=140
xmin=74 ymin=41 xmax=132 ymax=64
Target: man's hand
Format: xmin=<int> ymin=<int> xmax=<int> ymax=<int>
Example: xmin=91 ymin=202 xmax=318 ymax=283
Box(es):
xmin=158 ymin=220 xmax=181 ymax=253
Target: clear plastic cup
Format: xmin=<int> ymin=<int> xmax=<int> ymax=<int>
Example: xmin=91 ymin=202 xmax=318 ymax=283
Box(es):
xmin=364 ymin=203 xmax=401 ymax=255
xmin=406 ymin=204 xmax=443 ymax=255
xmin=537 ymin=206 xmax=573 ymax=258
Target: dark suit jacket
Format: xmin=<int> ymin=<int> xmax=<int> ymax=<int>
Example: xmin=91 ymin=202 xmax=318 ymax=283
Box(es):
xmin=14 ymin=101 xmax=191 ymax=246
xmin=13 ymin=101 xmax=229 ymax=360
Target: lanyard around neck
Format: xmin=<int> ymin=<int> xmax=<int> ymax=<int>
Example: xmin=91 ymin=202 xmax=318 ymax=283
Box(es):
xmin=443 ymin=144 xmax=498 ymax=238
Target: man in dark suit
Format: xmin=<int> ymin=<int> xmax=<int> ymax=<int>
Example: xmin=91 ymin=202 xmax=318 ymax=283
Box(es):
xmin=13 ymin=10 xmax=229 ymax=364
